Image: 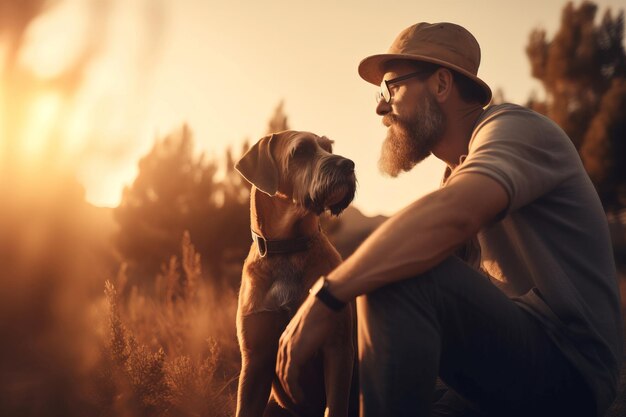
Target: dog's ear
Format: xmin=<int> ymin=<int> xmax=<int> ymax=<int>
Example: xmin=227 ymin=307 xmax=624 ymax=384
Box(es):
xmin=235 ymin=134 xmax=278 ymax=196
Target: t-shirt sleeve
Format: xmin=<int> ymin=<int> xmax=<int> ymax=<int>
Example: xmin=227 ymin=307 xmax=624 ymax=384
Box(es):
xmin=447 ymin=109 xmax=577 ymax=213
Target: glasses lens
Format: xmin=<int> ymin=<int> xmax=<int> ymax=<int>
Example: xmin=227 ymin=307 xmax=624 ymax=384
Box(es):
xmin=377 ymin=71 xmax=428 ymax=104
xmin=377 ymin=80 xmax=390 ymax=103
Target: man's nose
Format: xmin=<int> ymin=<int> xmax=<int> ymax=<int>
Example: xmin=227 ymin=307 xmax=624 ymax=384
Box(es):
xmin=376 ymin=99 xmax=391 ymax=116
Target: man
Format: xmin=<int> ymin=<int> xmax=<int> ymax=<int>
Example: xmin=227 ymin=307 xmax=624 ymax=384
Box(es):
xmin=276 ymin=22 xmax=623 ymax=417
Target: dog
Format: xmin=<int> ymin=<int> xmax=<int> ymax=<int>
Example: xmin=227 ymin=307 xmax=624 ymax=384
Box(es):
xmin=234 ymin=130 xmax=358 ymax=417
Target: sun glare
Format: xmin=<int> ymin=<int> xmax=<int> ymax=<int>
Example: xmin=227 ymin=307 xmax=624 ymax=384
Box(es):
xmin=19 ymin=93 xmax=62 ymax=166
xmin=18 ymin=0 xmax=88 ymax=79
xmin=0 ymin=92 xmax=4 ymax=165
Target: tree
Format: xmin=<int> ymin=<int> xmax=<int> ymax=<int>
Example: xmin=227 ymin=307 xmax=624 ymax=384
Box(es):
xmin=114 ymin=99 xmax=294 ymax=290
xmin=580 ymin=78 xmax=626 ymax=211
xmin=266 ymin=100 xmax=289 ymax=134
xmin=114 ymin=125 xmax=252 ymax=289
xmin=526 ymin=1 xmax=626 ymax=212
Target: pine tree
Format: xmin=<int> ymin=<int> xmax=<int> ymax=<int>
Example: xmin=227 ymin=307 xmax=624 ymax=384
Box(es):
xmin=114 ymin=126 xmax=219 ymax=285
xmin=266 ymin=100 xmax=290 ymax=134
xmin=580 ymin=78 xmax=626 ymax=211
xmin=115 ymin=102 xmax=298 ymax=289
xmin=526 ymin=1 xmax=626 ymax=212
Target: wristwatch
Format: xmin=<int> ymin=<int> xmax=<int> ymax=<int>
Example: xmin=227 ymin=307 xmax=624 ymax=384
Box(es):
xmin=309 ymin=276 xmax=346 ymax=312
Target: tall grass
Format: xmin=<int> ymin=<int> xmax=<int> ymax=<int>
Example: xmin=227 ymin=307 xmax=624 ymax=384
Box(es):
xmin=0 ymin=176 xmax=241 ymax=417
xmin=100 ymin=231 xmax=240 ymax=417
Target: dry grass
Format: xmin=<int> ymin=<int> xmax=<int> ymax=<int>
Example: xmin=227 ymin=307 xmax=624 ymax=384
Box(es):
xmin=3 ymin=177 xmax=624 ymax=416
xmin=98 ymin=231 xmax=240 ymax=417
xmin=0 ymin=180 xmax=241 ymax=417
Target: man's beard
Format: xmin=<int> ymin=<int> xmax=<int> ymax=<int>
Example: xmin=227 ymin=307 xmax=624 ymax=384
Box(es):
xmin=378 ymin=92 xmax=446 ymax=177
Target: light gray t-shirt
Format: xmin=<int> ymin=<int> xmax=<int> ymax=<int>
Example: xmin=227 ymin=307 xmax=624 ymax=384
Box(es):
xmin=445 ymin=103 xmax=623 ymax=415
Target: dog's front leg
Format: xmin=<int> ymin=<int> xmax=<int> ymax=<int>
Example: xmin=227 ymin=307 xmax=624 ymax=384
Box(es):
xmin=322 ymin=306 xmax=355 ymax=417
xmin=236 ymin=310 xmax=289 ymax=417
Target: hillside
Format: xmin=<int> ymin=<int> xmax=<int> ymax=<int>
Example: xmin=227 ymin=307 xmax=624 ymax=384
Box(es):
xmin=329 ymin=206 xmax=388 ymax=259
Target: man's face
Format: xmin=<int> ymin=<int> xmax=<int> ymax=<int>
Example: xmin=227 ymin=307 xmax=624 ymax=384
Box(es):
xmin=376 ymin=64 xmax=446 ymax=177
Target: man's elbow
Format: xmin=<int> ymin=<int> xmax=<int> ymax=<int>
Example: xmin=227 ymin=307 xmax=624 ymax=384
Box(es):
xmin=439 ymin=174 xmax=509 ymax=240
xmin=447 ymin=209 xmax=481 ymax=243
xmin=435 ymin=189 xmax=488 ymax=244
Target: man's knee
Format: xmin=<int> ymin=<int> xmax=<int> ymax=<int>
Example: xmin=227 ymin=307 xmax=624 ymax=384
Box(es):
xmin=356 ymin=256 xmax=480 ymax=347
xmin=356 ymin=265 xmax=443 ymax=350
xmin=360 ymin=264 xmax=440 ymax=312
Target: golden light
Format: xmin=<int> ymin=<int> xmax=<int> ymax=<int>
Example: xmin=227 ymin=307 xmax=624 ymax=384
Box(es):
xmin=64 ymin=102 xmax=90 ymax=156
xmin=19 ymin=92 xmax=62 ymax=166
xmin=0 ymin=88 xmax=4 ymax=165
xmin=18 ymin=0 xmax=88 ymax=80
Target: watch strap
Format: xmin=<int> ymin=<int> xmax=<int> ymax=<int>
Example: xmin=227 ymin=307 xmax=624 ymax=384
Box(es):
xmin=312 ymin=276 xmax=346 ymax=311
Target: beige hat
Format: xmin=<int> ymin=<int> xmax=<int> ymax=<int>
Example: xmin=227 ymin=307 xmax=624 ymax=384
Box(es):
xmin=358 ymin=22 xmax=492 ymax=105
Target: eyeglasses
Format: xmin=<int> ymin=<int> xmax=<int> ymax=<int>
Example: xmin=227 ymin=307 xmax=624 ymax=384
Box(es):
xmin=375 ymin=71 xmax=430 ymax=104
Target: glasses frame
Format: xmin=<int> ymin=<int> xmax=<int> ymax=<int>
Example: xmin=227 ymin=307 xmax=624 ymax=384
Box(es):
xmin=376 ymin=71 xmax=430 ymax=104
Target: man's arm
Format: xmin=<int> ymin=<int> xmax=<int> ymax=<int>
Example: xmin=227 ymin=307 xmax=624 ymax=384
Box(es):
xmin=327 ymin=172 xmax=509 ymax=301
xmin=276 ymin=172 xmax=509 ymax=402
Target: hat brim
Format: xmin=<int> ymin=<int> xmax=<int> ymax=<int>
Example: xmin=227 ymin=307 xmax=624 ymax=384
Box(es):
xmin=358 ymin=53 xmax=492 ymax=106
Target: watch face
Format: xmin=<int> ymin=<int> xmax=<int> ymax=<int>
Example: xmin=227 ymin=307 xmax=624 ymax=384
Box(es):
xmin=309 ymin=277 xmax=325 ymax=295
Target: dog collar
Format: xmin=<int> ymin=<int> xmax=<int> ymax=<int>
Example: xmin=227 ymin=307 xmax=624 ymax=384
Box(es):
xmin=251 ymin=229 xmax=314 ymax=258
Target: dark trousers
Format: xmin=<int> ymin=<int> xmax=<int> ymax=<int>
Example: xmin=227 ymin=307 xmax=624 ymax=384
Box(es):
xmin=357 ymin=256 xmax=595 ymax=417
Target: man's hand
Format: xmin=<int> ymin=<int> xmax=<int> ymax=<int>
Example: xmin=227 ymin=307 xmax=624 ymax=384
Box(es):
xmin=276 ymin=293 xmax=336 ymax=403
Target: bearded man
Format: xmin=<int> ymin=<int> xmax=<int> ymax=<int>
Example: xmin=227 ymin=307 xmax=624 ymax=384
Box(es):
xmin=275 ymin=22 xmax=622 ymax=417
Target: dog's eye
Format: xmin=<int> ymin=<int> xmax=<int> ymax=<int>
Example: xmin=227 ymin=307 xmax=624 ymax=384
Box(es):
xmin=293 ymin=144 xmax=314 ymax=158
xmin=318 ymin=137 xmax=334 ymax=153
xmin=320 ymin=142 xmax=333 ymax=153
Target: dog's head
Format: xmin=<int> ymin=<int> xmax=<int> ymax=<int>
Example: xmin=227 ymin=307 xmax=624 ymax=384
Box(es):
xmin=235 ymin=130 xmax=356 ymax=215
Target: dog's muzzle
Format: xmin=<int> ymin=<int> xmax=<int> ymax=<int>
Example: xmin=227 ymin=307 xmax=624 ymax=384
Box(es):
xmin=307 ymin=156 xmax=356 ymax=215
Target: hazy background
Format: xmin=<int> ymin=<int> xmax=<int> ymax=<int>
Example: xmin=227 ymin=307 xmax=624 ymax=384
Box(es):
xmin=17 ymin=0 xmax=625 ymax=216
xmin=2 ymin=1 xmax=626 ymax=416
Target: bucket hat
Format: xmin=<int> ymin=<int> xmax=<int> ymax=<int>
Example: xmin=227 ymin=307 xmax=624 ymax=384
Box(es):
xmin=358 ymin=22 xmax=492 ymax=105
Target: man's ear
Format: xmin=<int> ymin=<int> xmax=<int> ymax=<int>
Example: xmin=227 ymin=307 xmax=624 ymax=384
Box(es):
xmin=235 ymin=134 xmax=278 ymax=196
xmin=431 ymin=67 xmax=453 ymax=102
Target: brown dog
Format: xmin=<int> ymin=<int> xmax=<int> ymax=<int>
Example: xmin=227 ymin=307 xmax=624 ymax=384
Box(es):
xmin=234 ymin=130 xmax=357 ymax=417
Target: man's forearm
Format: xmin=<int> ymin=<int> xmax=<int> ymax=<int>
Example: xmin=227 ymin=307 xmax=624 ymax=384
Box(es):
xmin=327 ymin=186 xmax=476 ymax=302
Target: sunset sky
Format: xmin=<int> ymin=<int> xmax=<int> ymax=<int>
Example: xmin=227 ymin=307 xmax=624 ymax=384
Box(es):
xmin=15 ymin=0 xmax=626 ymax=216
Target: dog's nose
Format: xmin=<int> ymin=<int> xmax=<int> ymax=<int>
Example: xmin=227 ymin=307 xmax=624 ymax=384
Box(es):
xmin=337 ymin=158 xmax=355 ymax=173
